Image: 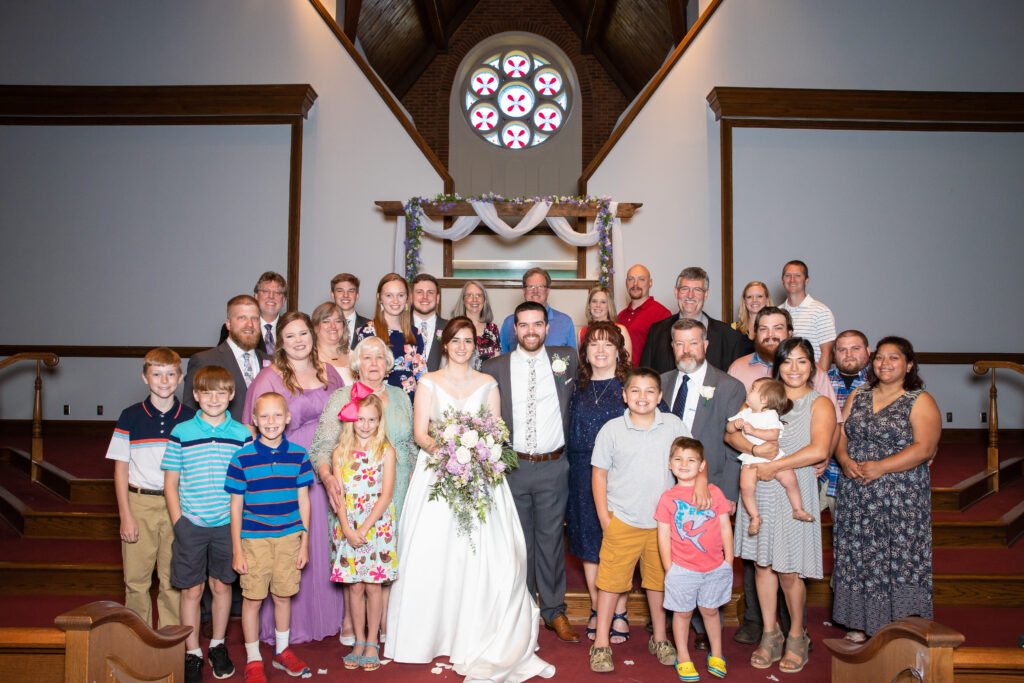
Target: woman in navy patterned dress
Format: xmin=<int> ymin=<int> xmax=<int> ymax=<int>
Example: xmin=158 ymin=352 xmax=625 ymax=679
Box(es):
xmin=354 ymin=273 xmax=426 ymax=398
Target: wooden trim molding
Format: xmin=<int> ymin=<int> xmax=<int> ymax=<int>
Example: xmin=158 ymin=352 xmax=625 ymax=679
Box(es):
xmin=0 ymin=83 xmax=318 ymax=307
xmin=707 ymin=87 xmax=1024 ymax=320
xmin=578 ymin=0 xmax=725 ymax=193
xmin=0 ymin=346 xmax=208 ymax=359
xmin=307 ymin=0 xmax=453 ymax=192
xmin=375 ymin=201 xmax=641 ymax=217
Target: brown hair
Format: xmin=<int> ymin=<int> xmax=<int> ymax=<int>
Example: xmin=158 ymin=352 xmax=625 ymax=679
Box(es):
xmin=751 ymin=377 xmax=793 ymax=416
xmin=522 ymin=267 xmax=551 ymax=287
xmin=372 ymin=273 xmax=416 ymax=345
xmin=311 ymin=301 xmax=350 ymax=354
xmin=253 ymin=271 xmax=287 ymax=296
xmin=670 ymin=436 xmax=705 ymax=463
xmin=193 ymin=366 xmax=234 ymax=393
xmin=440 ymin=317 xmax=476 ymax=358
xmin=272 ymin=311 xmax=329 ymax=395
xmin=625 ymin=367 xmax=661 ymax=393
xmin=226 ymin=294 xmax=259 ymax=314
xmin=867 ymin=336 xmax=924 ymax=391
xmin=330 ymin=272 xmax=360 ymax=291
xmin=143 ymin=347 xmax=181 ymax=374
xmin=578 ymin=321 xmax=631 ymax=390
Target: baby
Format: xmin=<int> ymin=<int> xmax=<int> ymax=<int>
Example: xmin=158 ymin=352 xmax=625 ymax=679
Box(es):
xmin=727 ymin=378 xmax=814 ymax=535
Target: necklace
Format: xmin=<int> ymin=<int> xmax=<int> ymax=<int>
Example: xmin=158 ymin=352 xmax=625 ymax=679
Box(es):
xmin=590 ymin=377 xmax=614 ymax=405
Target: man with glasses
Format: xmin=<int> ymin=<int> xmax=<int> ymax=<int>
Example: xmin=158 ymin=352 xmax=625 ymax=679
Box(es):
xmin=218 ymin=272 xmax=287 ymax=353
xmin=499 ymin=267 xmax=577 ymax=353
xmin=639 ymin=266 xmax=752 ymax=373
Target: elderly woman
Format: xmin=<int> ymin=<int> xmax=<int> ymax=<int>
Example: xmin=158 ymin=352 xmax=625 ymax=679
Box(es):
xmin=578 ymin=285 xmax=633 ymax=362
xmin=832 ymin=336 xmax=940 ymax=642
xmin=312 ymin=301 xmax=354 ymax=384
xmin=449 ymin=279 xmax=501 ymax=368
xmin=733 ymin=281 xmax=774 ymax=340
xmin=565 ymin=321 xmax=631 ymax=642
xmin=309 ymin=335 xmax=416 ymax=645
xmin=354 ymin=273 xmax=426 ymax=396
xmin=728 ymin=337 xmax=836 ymax=674
xmin=241 ymin=311 xmax=346 ymax=644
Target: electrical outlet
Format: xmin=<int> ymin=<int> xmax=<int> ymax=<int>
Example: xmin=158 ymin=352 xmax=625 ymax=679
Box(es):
xmin=96 ymin=405 xmax=103 ymax=416
xmin=945 ymin=412 xmax=952 ymax=423
xmin=63 ymin=404 xmax=70 ymax=416
xmin=981 ymin=412 xmax=987 ymax=423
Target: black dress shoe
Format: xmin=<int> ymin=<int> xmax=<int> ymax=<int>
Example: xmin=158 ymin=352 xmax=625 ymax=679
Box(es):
xmin=733 ymin=619 xmax=762 ymax=645
xmin=693 ymin=632 xmax=710 ymax=651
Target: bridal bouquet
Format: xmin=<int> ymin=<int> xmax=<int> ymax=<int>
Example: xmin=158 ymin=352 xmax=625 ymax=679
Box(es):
xmin=425 ymin=406 xmax=519 ymax=547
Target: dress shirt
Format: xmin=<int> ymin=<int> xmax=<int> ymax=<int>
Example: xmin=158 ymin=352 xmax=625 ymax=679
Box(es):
xmin=510 ymin=346 xmax=564 ymax=454
xmin=344 ymin=312 xmax=357 ymax=346
xmin=499 ymin=304 xmax=577 ymax=353
xmin=413 ymin=313 xmax=438 ymax=361
xmin=226 ymin=337 xmax=260 ymax=386
xmin=670 ymin=361 xmax=709 ymax=432
xmin=260 ymin=316 xmax=279 ymax=353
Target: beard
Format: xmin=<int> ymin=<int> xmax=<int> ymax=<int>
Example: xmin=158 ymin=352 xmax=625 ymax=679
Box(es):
xmin=229 ymin=327 xmax=261 ymax=352
xmin=755 ymin=337 xmax=781 ymax=362
xmin=675 ymin=354 xmax=703 ymax=374
xmin=517 ymin=333 xmax=545 ymax=353
xmin=836 ymin=358 xmax=867 ymax=375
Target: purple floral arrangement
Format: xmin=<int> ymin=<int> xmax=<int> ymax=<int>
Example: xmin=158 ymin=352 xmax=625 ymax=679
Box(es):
xmin=425 ymin=405 xmax=519 ymax=549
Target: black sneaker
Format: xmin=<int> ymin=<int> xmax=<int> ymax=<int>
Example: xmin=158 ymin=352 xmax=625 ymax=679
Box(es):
xmin=208 ymin=643 xmax=235 ymax=679
xmin=184 ymin=653 xmax=203 ymax=683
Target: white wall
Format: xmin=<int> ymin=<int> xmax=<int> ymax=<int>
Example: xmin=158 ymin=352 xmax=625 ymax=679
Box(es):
xmin=0 ymin=0 xmax=444 ymax=420
xmin=588 ymin=0 xmax=1024 ymax=427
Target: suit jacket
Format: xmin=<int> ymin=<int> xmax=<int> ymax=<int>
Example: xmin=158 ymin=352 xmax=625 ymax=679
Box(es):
xmin=421 ymin=314 xmax=448 ymax=372
xmin=659 ymin=364 xmax=746 ymax=502
xmin=640 ymin=314 xmax=753 ymax=374
xmin=183 ymin=343 xmax=269 ymax=423
xmin=481 ymin=346 xmax=577 ymax=448
xmin=349 ymin=313 xmax=371 ymax=347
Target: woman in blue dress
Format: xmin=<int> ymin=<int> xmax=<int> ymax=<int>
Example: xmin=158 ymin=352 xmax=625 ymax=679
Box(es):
xmin=565 ymin=321 xmax=632 ymax=643
xmin=354 ymin=273 xmax=426 ymax=398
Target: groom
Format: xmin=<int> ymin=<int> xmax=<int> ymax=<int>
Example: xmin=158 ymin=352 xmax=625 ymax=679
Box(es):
xmin=483 ymin=301 xmax=580 ymax=643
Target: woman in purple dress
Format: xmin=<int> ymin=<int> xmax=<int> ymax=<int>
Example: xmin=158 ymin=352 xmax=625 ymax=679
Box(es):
xmin=242 ymin=311 xmax=346 ymax=644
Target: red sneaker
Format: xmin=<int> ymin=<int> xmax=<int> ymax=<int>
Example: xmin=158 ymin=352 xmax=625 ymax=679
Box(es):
xmin=272 ymin=647 xmax=311 ymax=678
xmin=243 ymin=661 xmax=266 ymax=683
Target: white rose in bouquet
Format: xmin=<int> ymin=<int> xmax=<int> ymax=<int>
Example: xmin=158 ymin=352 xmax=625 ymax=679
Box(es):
xmin=484 ymin=434 xmax=495 ymax=448
xmin=461 ymin=429 xmax=479 ymax=448
xmin=489 ymin=444 xmax=503 ymax=462
xmin=455 ymin=446 xmax=472 ymax=464
xmin=443 ymin=424 xmax=458 ymax=440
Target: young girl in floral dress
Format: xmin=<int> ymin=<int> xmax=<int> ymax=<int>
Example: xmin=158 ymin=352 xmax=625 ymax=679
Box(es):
xmin=330 ymin=392 xmax=397 ymax=672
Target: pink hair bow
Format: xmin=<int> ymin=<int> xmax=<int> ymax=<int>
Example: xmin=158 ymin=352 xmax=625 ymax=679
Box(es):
xmin=338 ymin=382 xmax=374 ymax=422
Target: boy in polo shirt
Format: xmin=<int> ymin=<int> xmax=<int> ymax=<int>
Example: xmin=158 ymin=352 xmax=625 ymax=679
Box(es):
xmin=589 ymin=367 xmax=710 ymax=674
xmin=226 ymin=392 xmax=313 ymax=682
xmin=163 ymin=365 xmax=252 ymax=683
xmin=106 ymin=347 xmax=195 ymax=629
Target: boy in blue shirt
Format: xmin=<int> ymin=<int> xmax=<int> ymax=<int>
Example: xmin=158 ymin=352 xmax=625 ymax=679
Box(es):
xmin=163 ymin=365 xmax=252 ymax=683
xmin=226 ymin=392 xmax=313 ymax=682
xmin=106 ymin=347 xmax=194 ymax=628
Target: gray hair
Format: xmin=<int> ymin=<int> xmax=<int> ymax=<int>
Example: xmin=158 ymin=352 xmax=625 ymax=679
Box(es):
xmin=348 ymin=336 xmax=395 ymax=377
xmin=449 ymin=280 xmax=494 ymax=324
xmin=670 ymin=317 xmax=707 ymax=341
xmin=676 ymin=266 xmax=709 ymax=290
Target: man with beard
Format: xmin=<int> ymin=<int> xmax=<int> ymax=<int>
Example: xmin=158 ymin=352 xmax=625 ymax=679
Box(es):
xmin=640 ymin=267 xmax=752 ymax=373
xmin=658 ymin=317 xmax=746 ymax=651
xmin=483 ymin=301 xmax=580 ymax=642
xmin=217 ymin=272 xmax=287 ymax=353
xmin=186 ymin=295 xmax=269 ymax=422
xmin=410 ymin=273 xmax=448 ymax=372
xmin=820 ymin=330 xmax=871 ymax=510
xmin=617 ymin=264 xmax=670 ymax=365
xmin=726 ymin=306 xmax=840 ymax=646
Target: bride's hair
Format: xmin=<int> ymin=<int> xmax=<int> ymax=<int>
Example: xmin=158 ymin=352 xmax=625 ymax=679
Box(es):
xmin=332 ymin=393 xmax=392 ymax=473
xmin=440 ymin=317 xmax=476 ymax=358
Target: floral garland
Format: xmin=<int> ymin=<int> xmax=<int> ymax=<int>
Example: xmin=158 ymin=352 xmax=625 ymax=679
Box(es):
xmin=402 ymin=194 xmax=615 ymax=287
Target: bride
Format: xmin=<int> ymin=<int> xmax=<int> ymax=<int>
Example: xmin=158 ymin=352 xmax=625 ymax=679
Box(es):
xmin=384 ymin=317 xmax=555 ymax=681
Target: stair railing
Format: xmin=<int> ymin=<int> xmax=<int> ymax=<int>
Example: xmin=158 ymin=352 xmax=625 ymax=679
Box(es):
xmin=972 ymin=360 xmax=1024 ymax=493
xmin=0 ymin=352 xmax=60 ymax=481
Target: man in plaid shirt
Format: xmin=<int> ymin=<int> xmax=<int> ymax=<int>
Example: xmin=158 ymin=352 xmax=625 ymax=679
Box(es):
xmin=820 ymin=330 xmax=871 ymax=511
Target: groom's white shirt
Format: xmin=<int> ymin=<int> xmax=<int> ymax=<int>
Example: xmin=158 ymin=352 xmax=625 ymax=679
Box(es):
xmin=510 ymin=346 xmax=563 ymax=454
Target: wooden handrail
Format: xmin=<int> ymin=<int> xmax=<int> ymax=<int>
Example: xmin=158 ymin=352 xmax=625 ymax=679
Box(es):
xmin=0 ymin=352 xmax=59 ymax=482
xmin=972 ymin=360 xmax=1024 ymax=494
xmin=824 ymin=617 xmax=964 ymax=682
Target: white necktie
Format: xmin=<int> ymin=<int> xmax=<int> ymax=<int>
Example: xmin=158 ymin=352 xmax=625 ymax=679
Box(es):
xmin=241 ymin=352 xmax=255 ymax=386
xmin=526 ymin=357 xmax=538 ymax=453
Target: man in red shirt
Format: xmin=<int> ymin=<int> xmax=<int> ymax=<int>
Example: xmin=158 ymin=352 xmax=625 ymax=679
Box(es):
xmin=616 ymin=264 xmax=671 ymax=365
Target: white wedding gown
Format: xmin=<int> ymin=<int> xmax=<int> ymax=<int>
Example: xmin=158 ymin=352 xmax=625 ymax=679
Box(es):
xmin=384 ymin=377 xmax=555 ymax=682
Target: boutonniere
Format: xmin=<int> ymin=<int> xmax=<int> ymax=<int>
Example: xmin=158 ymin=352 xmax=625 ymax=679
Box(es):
xmin=699 ymin=385 xmax=715 ymax=405
xmin=262 ymin=359 xmax=271 ymax=368
xmin=550 ymin=353 xmax=570 ymax=382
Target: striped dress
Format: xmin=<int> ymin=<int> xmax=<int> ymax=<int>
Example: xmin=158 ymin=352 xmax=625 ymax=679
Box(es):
xmin=734 ymin=391 xmax=823 ymax=579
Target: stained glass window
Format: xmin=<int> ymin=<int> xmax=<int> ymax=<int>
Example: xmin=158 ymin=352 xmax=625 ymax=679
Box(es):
xmin=462 ymin=48 xmax=569 ymax=149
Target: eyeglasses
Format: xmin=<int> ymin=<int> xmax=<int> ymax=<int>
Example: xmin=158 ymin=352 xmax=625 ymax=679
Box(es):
xmin=257 ymin=288 xmax=286 ymax=298
xmin=677 ymin=286 xmax=705 ymax=296
xmin=464 ymin=293 xmax=483 ymax=299
xmin=525 ymin=285 xmax=549 ymax=292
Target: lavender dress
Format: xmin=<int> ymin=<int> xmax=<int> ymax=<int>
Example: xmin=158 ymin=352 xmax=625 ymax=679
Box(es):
xmin=242 ymin=364 xmax=346 ymax=644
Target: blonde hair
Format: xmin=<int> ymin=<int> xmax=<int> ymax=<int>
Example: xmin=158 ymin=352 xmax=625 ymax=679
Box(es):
xmin=331 ymin=393 xmax=391 ymax=475
xmin=736 ymin=281 xmax=774 ymax=336
xmin=584 ymin=285 xmax=618 ymax=324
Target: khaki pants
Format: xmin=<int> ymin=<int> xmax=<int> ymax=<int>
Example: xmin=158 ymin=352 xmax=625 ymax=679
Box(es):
xmin=122 ymin=491 xmax=179 ymax=628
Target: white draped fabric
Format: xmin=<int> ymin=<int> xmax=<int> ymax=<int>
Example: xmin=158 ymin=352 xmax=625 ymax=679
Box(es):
xmin=395 ymin=199 xmax=623 ymax=291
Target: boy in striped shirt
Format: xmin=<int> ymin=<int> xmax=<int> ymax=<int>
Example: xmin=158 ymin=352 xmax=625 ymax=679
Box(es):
xmin=163 ymin=365 xmax=252 ymax=683
xmin=226 ymin=392 xmax=312 ymax=682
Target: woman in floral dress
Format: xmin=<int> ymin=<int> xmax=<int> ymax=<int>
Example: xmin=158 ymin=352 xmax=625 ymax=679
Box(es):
xmin=354 ymin=273 xmax=426 ymax=397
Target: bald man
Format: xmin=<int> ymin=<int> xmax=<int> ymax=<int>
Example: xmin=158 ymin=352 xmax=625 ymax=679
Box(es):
xmin=616 ymin=264 xmax=671 ymax=365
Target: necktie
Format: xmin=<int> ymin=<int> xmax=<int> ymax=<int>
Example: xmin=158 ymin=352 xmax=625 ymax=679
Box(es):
xmin=241 ymin=352 xmax=255 ymax=386
xmin=672 ymin=374 xmax=689 ymax=420
xmin=420 ymin=321 xmax=430 ymax=354
xmin=526 ymin=357 xmax=538 ymax=453
xmin=264 ymin=323 xmax=274 ymax=354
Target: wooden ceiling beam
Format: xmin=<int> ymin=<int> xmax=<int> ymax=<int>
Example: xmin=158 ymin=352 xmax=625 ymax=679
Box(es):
xmin=549 ymin=0 xmax=585 ymax=41
xmin=583 ymin=0 xmax=611 ymax=51
xmin=342 ymin=0 xmax=362 ymax=41
xmin=417 ymin=0 xmax=447 ymax=49
xmin=393 ymin=44 xmax=439 ymax=99
xmin=666 ymin=0 xmax=689 ymax=45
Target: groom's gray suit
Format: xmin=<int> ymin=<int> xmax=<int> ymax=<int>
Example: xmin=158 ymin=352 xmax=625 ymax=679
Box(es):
xmin=482 ymin=346 xmax=577 ymax=624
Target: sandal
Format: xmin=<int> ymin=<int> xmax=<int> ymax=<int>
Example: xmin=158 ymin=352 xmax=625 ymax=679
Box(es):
xmin=748 ymin=515 xmax=762 ymax=535
xmin=589 ymin=645 xmax=614 ymax=673
xmin=675 ymin=659 xmax=699 ymax=681
xmin=792 ymin=509 xmax=814 ymax=522
xmin=343 ymin=641 xmax=365 ymax=670
xmin=707 ymin=654 xmax=726 ymax=678
xmin=610 ymin=611 xmax=630 ymax=644
xmin=843 ymin=630 xmax=867 ymax=644
xmin=361 ymin=642 xmax=381 ymax=672
xmin=750 ymin=628 xmax=783 ymax=669
xmin=586 ymin=608 xmax=598 ymax=641
xmin=779 ymin=632 xmax=810 ymax=674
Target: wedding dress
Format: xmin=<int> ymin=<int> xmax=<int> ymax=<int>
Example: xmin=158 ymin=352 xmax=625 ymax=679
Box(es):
xmin=384 ymin=377 xmax=555 ymax=681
